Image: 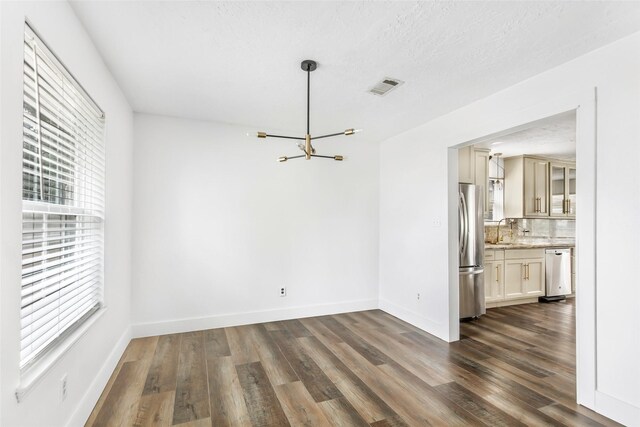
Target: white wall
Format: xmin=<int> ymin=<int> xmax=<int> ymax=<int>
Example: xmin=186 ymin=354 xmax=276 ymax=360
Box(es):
xmin=0 ymin=2 xmax=134 ymax=426
xmin=379 ymin=32 xmax=640 ymax=425
xmin=131 ymin=114 xmax=379 ymax=335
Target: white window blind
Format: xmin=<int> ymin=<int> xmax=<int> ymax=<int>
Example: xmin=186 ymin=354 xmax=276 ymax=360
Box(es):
xmin=21 ymin=24 xmax=105 ymax=370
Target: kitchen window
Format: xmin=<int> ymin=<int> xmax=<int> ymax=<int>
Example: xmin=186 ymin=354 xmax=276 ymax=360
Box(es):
xmin=20 ymin=23 xmax=105 ymax=370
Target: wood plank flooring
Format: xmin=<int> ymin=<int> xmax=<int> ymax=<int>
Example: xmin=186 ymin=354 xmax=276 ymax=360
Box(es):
xmin=86 ymin=299 xmax=621 ymax=426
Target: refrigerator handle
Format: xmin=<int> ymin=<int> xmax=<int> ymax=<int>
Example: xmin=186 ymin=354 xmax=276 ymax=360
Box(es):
xmin=459 ymin=192 xmax=467 ymax=258
xmin=458 ymin=193 xmax=463 ymax=254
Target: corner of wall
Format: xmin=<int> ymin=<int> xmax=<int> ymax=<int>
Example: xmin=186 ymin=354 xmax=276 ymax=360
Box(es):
xmin=378 ymin=299 xmax=449 ymax=342
xmin=66 ymin=326 xmax=131 ymax=427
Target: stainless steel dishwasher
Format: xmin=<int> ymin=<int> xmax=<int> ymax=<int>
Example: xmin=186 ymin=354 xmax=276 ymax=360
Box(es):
xmin=540 ymin=248 xmax=572 ymax=302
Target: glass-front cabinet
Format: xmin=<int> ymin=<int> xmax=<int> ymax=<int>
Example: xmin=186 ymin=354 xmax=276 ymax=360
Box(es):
xmin=550 ymin=164 xmax=566 ymax=216
xmin=568 ymin=166 xmax=576 ymax=216
xmin=550 ymin=162 xmax=576 ymax=218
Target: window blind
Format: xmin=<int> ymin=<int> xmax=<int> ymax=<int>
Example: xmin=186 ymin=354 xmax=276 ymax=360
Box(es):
xmin=21 ymin=24 xmax=105 ymax=370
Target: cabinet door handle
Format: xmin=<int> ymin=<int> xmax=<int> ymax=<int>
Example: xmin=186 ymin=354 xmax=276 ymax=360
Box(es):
xmin=568 ymin=199 xmax=571 ymax=214
xmin=496 ymin=265 xmax=499 ymax=283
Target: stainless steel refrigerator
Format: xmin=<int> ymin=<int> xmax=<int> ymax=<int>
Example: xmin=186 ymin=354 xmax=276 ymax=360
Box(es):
xmin=459 ymin=183 xmax=486 ymax=319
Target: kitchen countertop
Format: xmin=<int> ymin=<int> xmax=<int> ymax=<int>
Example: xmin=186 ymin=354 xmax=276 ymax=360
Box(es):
xmin=485 ymin=240 xmax=575 ymax=250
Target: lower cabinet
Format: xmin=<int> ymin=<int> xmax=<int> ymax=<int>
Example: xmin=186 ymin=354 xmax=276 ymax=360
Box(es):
xmin=485 ymin=255 xmax=504 ymax=302
xmin=485 ymin=248 xmax=545 ymax=307
xmin=504 ymin=258 xmax=544 ymax=299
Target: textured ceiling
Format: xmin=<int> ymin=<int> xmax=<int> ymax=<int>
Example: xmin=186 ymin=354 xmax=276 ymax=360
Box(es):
xmin=475 ymin=111 xmax=576 ymax=160
xmin=70 ymin=1 xmax=640 ymax=142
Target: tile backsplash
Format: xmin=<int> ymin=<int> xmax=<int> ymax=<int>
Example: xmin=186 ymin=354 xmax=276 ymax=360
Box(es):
xmin=485 ymin=218 xmax=575 ymax=243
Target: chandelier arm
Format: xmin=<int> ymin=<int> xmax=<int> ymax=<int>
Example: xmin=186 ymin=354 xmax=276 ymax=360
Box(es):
xmin=266 ymin=134 xmax=305 ymax=140
xmin=311 ymin=154 xmax=340 ymax=160
xmin=297 ymin=144 xmax=311 ymax=156
xmin=311 ymin=132 xmax=345 ymax=141
xmin=287 ymin=155 xmax=306 ymax=160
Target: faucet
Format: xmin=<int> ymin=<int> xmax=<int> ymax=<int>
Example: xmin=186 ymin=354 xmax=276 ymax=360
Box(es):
xmin=493 ymin=218 xmax=506 ymax=244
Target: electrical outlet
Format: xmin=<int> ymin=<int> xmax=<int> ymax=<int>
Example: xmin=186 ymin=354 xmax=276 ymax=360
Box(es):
xmin=417 ymin=293 xmax=421 ymax=300
xmin=432 ymin=218 xmax=441 ymax=227
xmin=61 ymin=374 xmax=68 ymax=401
xmin=279 ymin=287 xmax=286 ymax=297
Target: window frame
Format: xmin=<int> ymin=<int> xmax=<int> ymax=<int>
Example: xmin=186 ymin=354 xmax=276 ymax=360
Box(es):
xmin=20 ymin=22 xmax=106 ymax=374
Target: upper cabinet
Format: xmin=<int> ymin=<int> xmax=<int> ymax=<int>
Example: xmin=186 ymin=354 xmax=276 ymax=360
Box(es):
xmin=458 ymin=146 xmax=491 ymax=216
xmin=523 ymin=157 xmax=549 ymax=217
xmin=458 ymin=146 xmax=474 ymax=184
xmin=549 ymin=162 xmax=576 ymax=218
xmin=504 ymin=156 xmax=575 ymax=219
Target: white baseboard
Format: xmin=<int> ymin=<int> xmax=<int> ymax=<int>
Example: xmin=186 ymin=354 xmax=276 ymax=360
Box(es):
xmin=378 ymin=298 xmax=449 ymax=342
xmin=594 ymin=390 xmax=640 ymax=427
xmin=66 ymin=326 xmax=131 ymax=427
xmin=131 ymin=299 xmax=379 ymax=338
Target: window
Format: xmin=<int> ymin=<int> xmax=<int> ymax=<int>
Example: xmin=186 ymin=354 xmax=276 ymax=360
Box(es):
xmin=21 ymin=24 xmax=105 ymax=370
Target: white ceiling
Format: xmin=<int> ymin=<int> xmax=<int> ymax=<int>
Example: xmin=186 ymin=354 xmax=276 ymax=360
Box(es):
xmin=474 ymin=111 xmax=576 ymax=160
xmin=70 ymin=1 xmax=640 ymax=142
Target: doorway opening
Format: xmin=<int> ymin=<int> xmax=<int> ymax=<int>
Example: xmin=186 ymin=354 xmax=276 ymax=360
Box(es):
xmin=453 ymin=109 xmax=589 ymax=411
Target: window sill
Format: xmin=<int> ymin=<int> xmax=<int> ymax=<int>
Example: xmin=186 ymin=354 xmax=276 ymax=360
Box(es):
xmin=15 ymin=306 xmax=108 ymax=403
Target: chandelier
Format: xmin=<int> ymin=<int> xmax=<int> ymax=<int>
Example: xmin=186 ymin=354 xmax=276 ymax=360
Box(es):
xmin=249 ymin=59 xmax=361 ymax=162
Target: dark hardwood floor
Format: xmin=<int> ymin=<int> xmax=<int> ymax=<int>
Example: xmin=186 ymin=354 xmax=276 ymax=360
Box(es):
xmin=86 ymin=299 xmax=620 ymax=426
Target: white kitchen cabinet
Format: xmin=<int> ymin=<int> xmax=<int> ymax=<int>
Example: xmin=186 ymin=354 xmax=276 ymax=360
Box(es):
xmin=504 ymin=156 xmax=549 ymax=218
xmin=458 ymin=146 xmax=474 ymax=184
xmin=503 ymin=249 xmax=545 ymax=299
xmin=524 ymin=258 xmax=544 ymax=296
xmin=458 ymin=146 xmax=490 ymax=216
xmin=486 ymin=248 xmax=544 ymax=306
xmin=485 ymin=260 xmax=505 ymax=302
xmin=504 ymin=260 xmax=525 ymax=298
xmin=550 ymin=161 xmax=576 ymax=218
xmin=523 ymin=157 xmax=549 ymax=217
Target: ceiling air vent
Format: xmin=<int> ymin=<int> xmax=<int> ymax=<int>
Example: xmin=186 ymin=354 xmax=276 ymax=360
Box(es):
xmin=369 ymin=78 xmax=404 ymax=96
